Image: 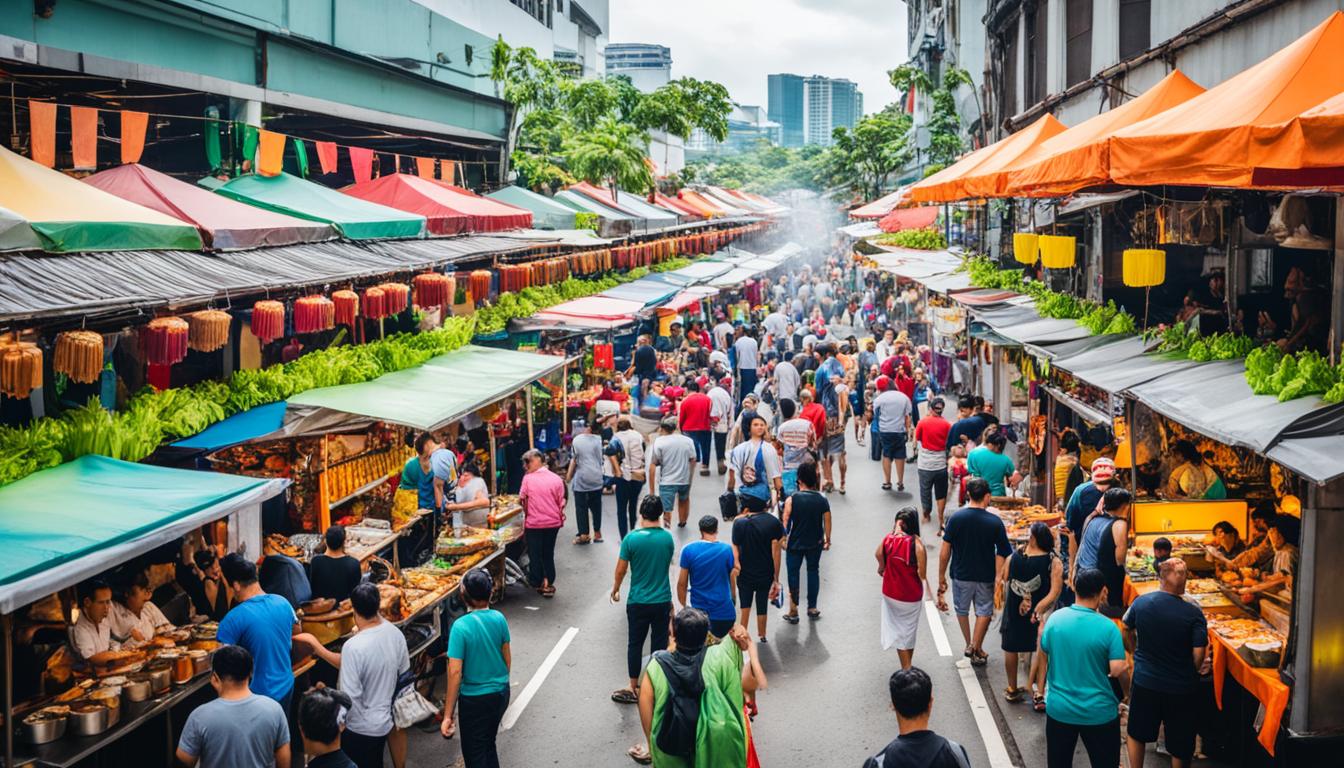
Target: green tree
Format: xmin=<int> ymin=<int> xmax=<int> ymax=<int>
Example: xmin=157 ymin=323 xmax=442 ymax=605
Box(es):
xmin=490 ymin=37 xmax=564 ymax=183
xmin=676 ymin=77 xmax=731 ymax=143
xmin=564 ymin=78 xmax=618 ymax=132
xmin=888 ymin=65 xmax=975 ymax=175
xmin=567 ymin=117 xmax=654 ymax=197
xmin=633 ymin=84 xmax=692 ymax=174
xmin=829 ymin=111 xmax=913 ymax=199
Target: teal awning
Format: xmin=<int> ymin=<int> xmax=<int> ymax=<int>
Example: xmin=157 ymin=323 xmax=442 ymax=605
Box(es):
xmin=287 ymin=345 xmax=567 ymax=431
xmin=213 ymin=173 xmax=426 ymax=240
xmin=487 ymin=186 xmax=578 ymax=230
xmin=0 ymin=456 xmax=285 ymax=612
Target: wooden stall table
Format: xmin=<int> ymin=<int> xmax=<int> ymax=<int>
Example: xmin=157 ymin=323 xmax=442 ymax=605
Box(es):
xmin=1208 ymin=630 xmax=1289 ymax=756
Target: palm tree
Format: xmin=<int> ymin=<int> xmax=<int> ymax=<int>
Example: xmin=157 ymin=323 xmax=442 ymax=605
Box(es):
xmin=566 ymin=117 xmax=654 ymax=198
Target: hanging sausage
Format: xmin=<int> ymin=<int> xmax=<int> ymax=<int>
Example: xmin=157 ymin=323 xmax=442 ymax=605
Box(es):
xmin=332 ymin=290 xmax=359 ymax=327
xmin=293 ymin=295 xmax=336 ymax=334
xmin=186 ymin=310 xmax=232 ymax=353
xmin=53 ymin=330 xmax=104 ymax=384
xmin=142 ymin=317 xmax=189 ymax=367
xmin=250 ymin=300 xmax=285 ymax=344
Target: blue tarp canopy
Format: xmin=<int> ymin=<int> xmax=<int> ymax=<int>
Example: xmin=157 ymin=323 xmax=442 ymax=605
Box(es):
xmin=600 ymin=278 xmax=680 ymax=307
xmin=172 ymin=402 xmax=288 ymax=451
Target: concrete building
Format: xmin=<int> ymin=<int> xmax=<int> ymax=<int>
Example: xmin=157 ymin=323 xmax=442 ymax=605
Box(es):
xmin=900 ymin=0 xmax=989 ymax=182
xmin=771 ymin=73 xmax=863 ymax=148
xmin=687 ymin=104 xmax=782 ymax=156
xmin=419 ymin=1 xmax=608 ymax=79
xmin=604 ymin=43 xmax=673 ymax=92
xmin=768 ymin=73 xmax=806 ymax=147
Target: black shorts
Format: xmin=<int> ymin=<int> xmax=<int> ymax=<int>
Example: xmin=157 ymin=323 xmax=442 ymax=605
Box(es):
xmin=1126 ymin=683 xmax=1198 ymax=760
xmin=737 ymin=580 xmax=771 ymax=616
xmin=880 ymin=432 xmax=907 ymax=460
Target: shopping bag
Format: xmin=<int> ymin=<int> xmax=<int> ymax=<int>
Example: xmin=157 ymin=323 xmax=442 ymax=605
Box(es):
xmin=718 ymin=490 xmax=738 ymax=521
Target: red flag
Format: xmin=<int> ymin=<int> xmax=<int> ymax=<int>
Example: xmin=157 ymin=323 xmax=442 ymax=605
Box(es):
xmin=69 ymin=105 xmax=98 ymax=169
xmin=257 ymin=129 xmax=286 ymax=176
xmin=441 ymin=160 xmax=457 ymax=186
xmin=315 ymin=141 xmax=338 ymax=174
xmin=121 ymin=110 xmax=148 ymax=163
xmin=349 ymin=146 xmax=373 ymax=183
xmin=28 ymin=100 xmax=56 ymax=167
xmin=904 ymin=83 xmax=917 ymax=115
xmin=416 ymin=156 xmax=435 ymax=179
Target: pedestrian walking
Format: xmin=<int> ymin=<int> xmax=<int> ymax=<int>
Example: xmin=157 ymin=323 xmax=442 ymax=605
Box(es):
xmin=175 ymin=644 xmax=291 ymax=768
xmin=1071 ymin=487 xmax=1132 ymax=616
xmin=216 ymin=554 xmax=300 ymax=710
xmin=567 ymin=417 xmax=606 ymax=544
xmin=611 ymin=496 xmax=676 ymax=705
xmin=1059 ymin=456 xmax=1117 ymax=606
xmin=863 ymin=667 xmax=971 ymax=768
xmin=519 ymin=449 xmax=565 ymax=597
xmin=726 ymin=411 xmax=783 ymax=514
xmin=944 ymin=397 xmax=987 ymax=451
xmin=606 ymin=415 xmax=647 ymax=539
xmin=775 ymin=352 xmax=801 ymax=405
xmin=708 ymin=377 xmax=735 ymax=475
xmin=775 ymin=398 xmax=817 ymax=497
xmin=677 ymin=515 xmax=739 ymax=639
xmin=294 ymin=584 xmax=408 ymax=768
xmin=440 ymin=570 xmax=512 ymax=768
xmin=967 ymin=431 xmax=1019 ymax=496
xmin=733 ymin=325 xmax=760 ymax=406
xmin=872 ymin=375 xmax=912 ymax=492
xmin=937 ymin=477 xmax=1011 ymax=666
xmin=730 ymin=482 xmax=784 ymax=643
xmin=999 ymin=522 xmax=1062 ymax=710
xmin=913 ymin=397 xmax=951 ymax=531
xmin=648 ymin=418 xmax=697 ymax=528
xmin=877 ymin=507 xmax=930 ymax=669
xmin=781 ymin=461 xmax=831 ymax=624
xmin=1040 ymin=567 xmax=1130 ymax=768
xmin=298 ymin=687 xmax=357 ymax=768
xmin=677 ymin=380 xmax=714 ymax=476
xmin=1123 ymin=558 xmax=1209 ymax=768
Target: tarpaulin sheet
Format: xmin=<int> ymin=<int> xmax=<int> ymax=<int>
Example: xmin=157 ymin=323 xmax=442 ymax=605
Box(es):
xmin=1250 ymin=89 xmax=1344 ymax=186
xmin=287 ymin=345 xmax=566 ymax=431
xmin=870 ymin=247 xmax=961 ymax=279
xmin=849 ymin=187 xmax=911 ymax=219
xmin=613 ymin=190 xmax=680 ymax=224
xmin=700 ymin=187 xmax=754 ymax=216
xmin=339 ymin=174 xmax=473 ymax=235
xmin=664 ymin=260 xmax=734 ymax=283
xmin=680 ymin=189 xmax=737 ymax=217
xmin=539 ymin=295 xmax=645 ymax=321
xmin=0 ymin=204 xmax=40 ymax=251
xmin=951 ymin=288 xmax=1021 ymax=306
xmin=0 ymin=145 xmax=203 ymax=253
xmin=428 ymin=181 xmax=533 ymax=231
xmin=1265 ymin=436 xmax=1344 ymax=485
xmin=85 ymin=164 xmax=337 ymax=250
xmin=215 ymin=173 xmax=426 ymax=240
xmin=741 ymin=191 xmax=789 ymax=215
xmin=1023 ymin=333 xmax=1130 ymax=362
xmin=662 ymin=286 xmax=719 ymax=312
xmin=1003 ymin=71 xmax=1205 ymax=196
xmin=486 ymin=186 xmax=578 ymax=230
xmin=600 ymin=279 xmax=680 ymax=307
xmin=496 ymin=228 xmax=613 ymax=247
xmin=554 ymin=190 xmax=639 ymax=220
xmin=910 ymin=114 xmax=1066 ymax=203
xmin=878 ymin=206 xmax=939 ymax=233
xmin=672 ymin=190 xmax=723 ymax=218
xmin=0 ymin=236 xmax=536 ymax=322
xmin=759 ymin=242 xmax=803 ymax=263
xmin=653 ymin=192 xmax=705 ymax=219
xmin=171 ymin=402 xmax=288 ymax=450
xmin=922 ymin=272 xmax=974 ymax=294
xmin=707 ymin=187 xmax=768 ymax=214
xmin=709 ymin=266 xmax=762 ymax=288
xmin=1053 ymin=337 xmax=1204 ymax=392
xmin=837 ymin=220 xmax=881 ymax=239
xmin=0 ymin=456 xmax=285 ymax=612
xmin=1110 ymin=12 xmax=1344 ymax=188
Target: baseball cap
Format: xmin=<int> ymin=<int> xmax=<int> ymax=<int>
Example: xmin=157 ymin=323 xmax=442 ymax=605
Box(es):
xmin=875 ymin=375 xmax=891 ymax=392
xmin=1090 ymin=457 xmax=1116 ymax=482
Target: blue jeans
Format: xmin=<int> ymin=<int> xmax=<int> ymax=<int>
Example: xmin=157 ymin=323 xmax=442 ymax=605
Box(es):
xmin=614 ymin=477 xmax=641 ymax=538
xmin=737 ymin=368 xmax=758 ymax=405
xmin=786 ymin=547 xmax=823 ymax=610
xmin=687 ymin=430 xmax=712 ymax=464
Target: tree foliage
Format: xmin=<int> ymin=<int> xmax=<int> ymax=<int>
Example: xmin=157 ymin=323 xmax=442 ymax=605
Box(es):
xmin=888 ymin=64 xmax=974 ymax=173
xmin=829 ymin=110 xmax=913 ymax=200
xmin=566 ymin=117 xmax=654 ymax=196
xmin=687 ymin=141 xmax=836 ymax=195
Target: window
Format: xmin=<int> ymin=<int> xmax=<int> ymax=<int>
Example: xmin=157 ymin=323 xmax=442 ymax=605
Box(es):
xmin=1002 ymin=22 xmax=1019 ymax=117
xmin=1119 ymin=0 xmax=1151 ymax=59
xmin=1066 ymin=0 xmax=1093 ymax=87
xmin=1025 ymin=3 xmax=1048 ymax=106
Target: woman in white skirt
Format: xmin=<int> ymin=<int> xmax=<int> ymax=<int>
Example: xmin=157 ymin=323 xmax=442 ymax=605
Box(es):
xmin=876 ymin=507 xmax=931 ymax=669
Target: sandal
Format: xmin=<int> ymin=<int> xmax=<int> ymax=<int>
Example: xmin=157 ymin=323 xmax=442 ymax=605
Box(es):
xmin=1004 ymin=687 xmax=1026 ymax=703
xmin=1033 ymin=694 xmax=1047 ymax=713
xmin=573 ymin=535 xmax=590 ymax=545
xmin=807 ymin=610 xmax=821 ymax=621
xmin=611 ymin=688 xmax=639 ymax=704
xmin=627 ymin=744 xmax=653 ymax=765
xmin=882 ymin=483 xmax=892 ymax=491
xmin=542 ymin=586 xmax=556 ymax=598
xmin=782 ymin=613 xmax=800 ymax=624
xmin=970 ymin=650 xmax=988 ymax=667
xmin=896 ymin=483 xmax=905 ymax=492
xmin=593 ymin=534 xmax=604 ymax=543
xmin=838 ymin=486 xmax=846 ymax=495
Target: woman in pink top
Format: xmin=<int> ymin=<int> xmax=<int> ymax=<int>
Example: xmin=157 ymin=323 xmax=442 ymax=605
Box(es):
xmin=875 ymin=507 xmax=930 ymax=668
xmin=520 ymin=449 xmax=567 ymax=597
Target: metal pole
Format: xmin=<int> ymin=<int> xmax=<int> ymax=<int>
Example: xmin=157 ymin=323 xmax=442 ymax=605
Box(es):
xmin=561 ymin=361 xmax=569 ymax=437
xmin=525 ymin=387 xmax=535 ymax=449
xmin=1046 ymin=395 xmax=1057 ymax=512
xmin=4 ymin=612 xmax=13 ymax=768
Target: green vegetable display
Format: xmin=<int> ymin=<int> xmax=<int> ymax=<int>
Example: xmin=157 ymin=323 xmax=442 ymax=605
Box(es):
xmin=873 ymin=227 xmax=947 ymax=250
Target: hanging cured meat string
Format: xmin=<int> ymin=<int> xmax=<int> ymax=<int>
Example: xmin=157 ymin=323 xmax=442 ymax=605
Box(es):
xmin=250 ymin=300 xmax=286 ymax=344
xmin=53 ymin=331 xmax=104 ymax=384
xmin=413 ymin=273 xmax=453 ymax=308
xmin=361 ymin=286 xmax=388 ymax=321
xmin=469 ymin=270 xmax=492 ymax=304
xmin=378 ymin=283 xmax=410 ymax=315
xmin=186 ymin=310 xmax=232 ymax=353
xmin=0 ymin=340 xmax=43 ymax=399
xmin=293 ymin=295 xmax=336 ymax=334
xmin=142 ymin=317 xmax=189 ymax=367
xmin=332 ymin=290 xmax=359 ymax=327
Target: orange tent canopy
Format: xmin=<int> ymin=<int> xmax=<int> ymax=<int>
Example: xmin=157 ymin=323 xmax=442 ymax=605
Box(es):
xmin=1004 ymin=71 xmax=1205 ymax=197
xmin=1249 ymin=91 xmax=1344 ymax=186
xmin=908 ymin=114 xmax=1065 ymax=203
xmin=1109 ymin=12 xmax=1344 ymax=188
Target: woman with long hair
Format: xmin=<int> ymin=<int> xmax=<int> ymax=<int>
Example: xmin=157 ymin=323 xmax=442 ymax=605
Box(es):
xmin=876 ymin=507 xmax=930 ymax=669
xmin=1000 ymin=522 xmax=1063 ymax=710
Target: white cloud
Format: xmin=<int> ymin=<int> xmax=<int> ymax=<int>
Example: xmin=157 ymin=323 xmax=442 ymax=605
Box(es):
xmin=608 ymin=0 xmax=908 ymax=114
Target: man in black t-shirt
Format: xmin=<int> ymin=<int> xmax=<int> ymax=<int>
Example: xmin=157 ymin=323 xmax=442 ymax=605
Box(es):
xmin=731 ymin=507 xmax=784 ymax=643
xmin=864 ymin=667 xmax=970 ymax=768
xmin=938 ymin=478 xmax=1011 ymax=666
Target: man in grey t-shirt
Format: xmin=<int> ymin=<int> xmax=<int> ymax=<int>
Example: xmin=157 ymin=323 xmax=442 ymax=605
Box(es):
xmin=648 ymin=418 xmax=698 ymax=527
xmin=176 ymin=644 xmax=290 ymax=768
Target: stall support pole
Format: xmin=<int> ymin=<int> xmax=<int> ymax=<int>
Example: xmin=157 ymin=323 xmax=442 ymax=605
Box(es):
xmin=3 ymin=612 xmax=13 ymax=768
xmin=525 ymin=387 xmax=536 ymax=448
xmin=561 ymin=361 xmax=569 ymax=437
xmin=1126 ymin=398 xmax=1139 ymax=532
xmin=487 ymin=425 xmax=498 ymax=495
xmin=1045 ymin=396 xmax=1057 ymax=512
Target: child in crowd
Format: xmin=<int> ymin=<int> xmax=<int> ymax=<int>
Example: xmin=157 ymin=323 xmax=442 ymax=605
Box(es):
xmin=949 ymin=444 xmax=970 ymax=509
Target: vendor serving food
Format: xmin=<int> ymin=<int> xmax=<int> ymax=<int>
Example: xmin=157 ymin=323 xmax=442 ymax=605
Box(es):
xmin=111 ymin=571 xmax=174 ymax=648
xmin=1205 ymin=502 xmax=1277 ymax=575
xmin=444 ymin=461 xmax=490 ymax=527
xmin=1237 ymin=515 xmax=1299 ymax=602
xmin=69 ymin=580 xmax=120 ymax=663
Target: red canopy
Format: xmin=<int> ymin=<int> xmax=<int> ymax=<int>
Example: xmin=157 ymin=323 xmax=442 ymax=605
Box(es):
xmin=342 ymin=174 xmax=531 ymax=234
xmin=83 ymin=163 xmax=336 ymax=249
xmin=653 ymin=192 xmax=705 ymax=219
xmin=878 ymin=206 xmax=939 ymax=233
xmin=428 ymin=182 xmax=533 ymax=231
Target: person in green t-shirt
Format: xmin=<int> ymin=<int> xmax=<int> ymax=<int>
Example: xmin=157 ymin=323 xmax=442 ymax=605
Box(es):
xmin=966 ymin=432 xmax=1018 ymax=496
xmin=610 ymin=496 xmax=676 ymax=706
xmin=440 ymin=570 xmax=511 ymax=767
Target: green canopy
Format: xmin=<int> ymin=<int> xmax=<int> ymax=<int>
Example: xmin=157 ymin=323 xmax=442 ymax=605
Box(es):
xmin=0 ymin=456 xmax=284 ymax=612
xmin=486 ymin=186 xmax=578 ymax=230
xmin=287 ymin=345 xmax=567 ymax=431
xmin=213 ymin=173 xmax=426 ymax=240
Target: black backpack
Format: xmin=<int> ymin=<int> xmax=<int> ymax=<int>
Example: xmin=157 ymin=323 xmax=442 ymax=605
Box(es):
xmin=653 ymin=650 xmax=706 ymax=758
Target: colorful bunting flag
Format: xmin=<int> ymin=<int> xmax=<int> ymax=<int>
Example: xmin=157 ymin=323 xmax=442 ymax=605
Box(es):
xmin=240 ymin=123 xmax=259 ymax=172
xmin=293 ymin=137 xmax=310 ymax=178
xmin=120 ymin=110 xmax=148 ymax=164
xmin=441 ymin=160 xmax=457 ymax=186
xmin=315 ymin=141 xmax=338 ymax=174
xmin=416 ymin=156 xmax=435 ymax=179
xmin=28 ymin=100 xmax=56 ymax=167
xmin=349 ymin=146 xmax=374 ymax=183
xmin=257 ymin=129 xmax=286 ymax=177
xmin=69 ymin=106 xmax=99 ymax=169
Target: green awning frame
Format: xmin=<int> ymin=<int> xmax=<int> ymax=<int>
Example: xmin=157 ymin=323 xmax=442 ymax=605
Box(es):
xmin=0 ymin=456 xmax=285 ymax=613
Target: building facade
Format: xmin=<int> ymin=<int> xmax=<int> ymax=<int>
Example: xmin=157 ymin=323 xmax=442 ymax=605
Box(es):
xmin=686 ymin=104 xmax=782 ymax=156
xmin=768 ymin=73 xmax=806 ymax=147
xmin=604 ymin=42 xmax=673 ymax=92
xmin=899 ymin=0 xmax=989 ymax=182
xmin=771 ymin=73 xmax=863 ymax=148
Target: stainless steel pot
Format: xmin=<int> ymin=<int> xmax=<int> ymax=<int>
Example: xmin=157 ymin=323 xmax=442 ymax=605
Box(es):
xmin=122 ymin=676 xmax=152 ymax=703
xmin=146 ymin=665 xmax=171 ymax=694
xmin=188 ymin=650 xmax=210 ymax=677
xmin=67 ymin=705 xmax=109 ymax=737
xmin=20 ymin=715 xmax=67 ymax=744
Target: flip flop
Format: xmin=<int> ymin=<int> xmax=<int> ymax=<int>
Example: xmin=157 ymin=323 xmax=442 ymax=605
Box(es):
xmin=807 ymin=610 xmax=821 ymax=621
xmin=1004 ymin=686 xmax=1026 ymax=703
xmin=838 ymin=486 xmax=846 ymax=494
xmin=611 ymin=688 xmax=639 ymax=704
xmin=1033 ymin=694 xmax=1047 ymax=713
xmin=593 ymin=534 xmax=604 ymax=543
xmin=573 ymin=535 xmax=590 ymax=545
xmin=543 ymin=586 xmax=556 ymax=598
xmin=970 ymin=650 xmax=988 ymax=667
xmin=627 ymin=744 xmax=653 ymax=765
xmin=782 ymin=613 xmax=800 ymax=624
xmin=882 ymin=483 xmax=892 ymax=491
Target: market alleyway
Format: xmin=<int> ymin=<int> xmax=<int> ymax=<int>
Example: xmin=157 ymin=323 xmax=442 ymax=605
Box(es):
xmin=407 ymin=430 xmax=1189 ymax=768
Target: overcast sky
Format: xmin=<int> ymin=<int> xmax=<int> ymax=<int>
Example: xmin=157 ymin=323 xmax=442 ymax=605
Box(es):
xmin=608 ymin=0 xmax=908 ymax=114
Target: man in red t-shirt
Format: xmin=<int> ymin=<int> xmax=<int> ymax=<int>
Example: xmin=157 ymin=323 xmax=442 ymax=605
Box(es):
xmin=677 ymin=380 xmax=714 ymax=476
xmin=798 ymin=389 xmax=831 ymax=489
xmin=913 ymin=397 xmax=952 ymax=530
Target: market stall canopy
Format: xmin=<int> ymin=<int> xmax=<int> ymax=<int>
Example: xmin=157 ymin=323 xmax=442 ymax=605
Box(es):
xmin=85 ymin=164 xmax=337 ymax=250
xmin=0 ymin=145 xmax=203 ymax=253
xmin=1249 ymin=90 xmax=1344 ymax=186
xmin=429 ymin=182 xmax=533 ymax=231
xmin=569 ymin=182 xmax=645 ymax=217
xmin=600 ymin=279 xmax=680 ymax=307
xmin=612 ymin=190 xmax=681 ymax=226
xmin=728 ymin=189 xmax=789 ymax=215
xmin=553 ymin=189 xmax=639 ymax=221
xmin=672 ymin=190 xmax=724 ymax=218
xmin=214 ymin=173 xmax=426 ymax=240
xmin=706 ymin=187 xmax=767 ymax=214
xmin=870 ymin=247 xmax=962 ymax=280
xmin=286 ymin=345 xmax=566 ymax=433
xmin=1109 ymin=12 xmax=1344 ymax=188
xmin=759 ymin=242 xmax=803 ymax=263
xmin=0 ymin=204 xmax=40 ymax=251
xmin=338 ymin=174 xmax=473 ymax=235
xmin=1051 ymin=335 xmax=1205 ymax=392
xmin=486 ymin=186 xmax=578 ymax=230
xmin=922 ymin=271 xmax=974 ymax=295
xmin=680 ymin=189 xmax=740 ymax=217
xmin=1023 ymin=332 xmax=1131 ymax=362
xmin=496 ymin=228 xmax=613 ymax=247
xmin=971 ymin=302 xmax=1093 ymax=345
xmin=653 ymin=192 xmax=706 ymax=219
xmin=171 ymin=402 xmax=289 ymax=451
xmin=0 ymin=456 xmax=285 ymax=613
xmin=837 ymin=220 xmax=882 ymax=239
xmin=662 ymin=285 xmax=720 ymax=312
xmin=909 ymin=114 xmax=1066 ymax=203
xmin=533 ymin=295 xmax=646 ymax=325
xmin=662 ymin=260 xmax=734 ymax=284
xmin=698 ymin=187 xmax=753 ymax=216
xmin=878 ymin=206 xmax=939 ymax=233
xmin=709 ymin=266 xmax=765 ymax=288
xmin=849 ymin=187 xmax=911 ymax=219
xmin=1003 ymin=71 xmax=1206 ymax=197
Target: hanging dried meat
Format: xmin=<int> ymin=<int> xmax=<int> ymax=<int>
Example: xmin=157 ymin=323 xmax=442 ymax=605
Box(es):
xmin=332 ymin=290 xmax=359 ymax=327
xmin=293 ymin=295 xmax=335 ymax=334
xmin=251 ymin=300 xmax=285 ymax=344
xmin=413 ymin=273 xmax=453 ymax=308
xmin=0 ymin=341 xmax=42 ymax=399
xmin=53 ymin=330 xmax=104 ymax=384
xmin=142 ymin=317 xmax=189 ymax=367
xmin=378 ymin=282 xmax=410 ymax=315
xmin=187 ymin=310 xmax=232 ymax=353
xmin=468 ymin=270 xmax=492 ymax=304
xmin=362 ymin=287 xmax=387 ymax=320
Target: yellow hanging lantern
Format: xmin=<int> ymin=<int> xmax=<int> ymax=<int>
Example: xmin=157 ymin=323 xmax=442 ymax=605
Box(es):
xmin=1012 ymin=232 xmax=1039 ymax=264
xmin=1038 ymin=235 xmax=1076 ymax=269
xmin=1122 ymin=248 xmax=1165 ymax=287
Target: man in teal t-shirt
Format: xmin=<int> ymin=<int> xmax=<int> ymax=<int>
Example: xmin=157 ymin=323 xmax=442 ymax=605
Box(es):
xmin=610 ymin=497 xmax=676 ymax=705
xmin=1040 ymin=567 xmax=1129 ymax=768
xmin=441 ymin=570 xmax=511 ymax=766
xmin=967 ymin=432 xmax=1017 ymax=496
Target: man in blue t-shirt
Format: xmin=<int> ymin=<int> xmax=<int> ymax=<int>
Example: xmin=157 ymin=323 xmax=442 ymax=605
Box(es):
xmin=944 ymin=396 xmax=987 ymax=452
xmin=1040 ymin=567 xmax=1130 ymax=768
xmin=216 ymin=553 xmax=300 ymax=711
xmin=677 ymin=515 xmax=739 ymax=639
xmin=1122 ymin=558 xmax=1208 ymax=768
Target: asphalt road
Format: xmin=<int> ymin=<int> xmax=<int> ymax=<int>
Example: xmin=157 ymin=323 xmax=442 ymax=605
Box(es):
xmin=405 ymin=429 xmax=1198 ymax=768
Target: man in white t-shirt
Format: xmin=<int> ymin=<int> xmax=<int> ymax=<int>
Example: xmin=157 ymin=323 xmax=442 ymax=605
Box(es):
xmin=648 ymin=418 xmax=698 ymax=527
xmin=775 ymin=398 xmax=816 ymax=497
xmin=872 ymin=375 xmax=913 ymax=492
xmin=708 ymin=378 xmax=735 ymax=475
xmin=712 ymin=316 xmax=735 ymax=351
xmin=762 ymin=308 xmax=788 ymax=352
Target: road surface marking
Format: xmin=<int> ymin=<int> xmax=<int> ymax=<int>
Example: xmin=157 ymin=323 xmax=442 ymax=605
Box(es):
xmin=924 ymin=600 xmax=954 ymax=656
xmin=956 ymin=658 xmax=1017 ymax=768
xmin=500 ymin=626 xmax=579 ymax=730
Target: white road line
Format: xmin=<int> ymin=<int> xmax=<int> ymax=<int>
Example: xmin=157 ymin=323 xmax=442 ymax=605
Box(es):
xmin=955 ymin=658 xmax=1017 ymax=768
xmin=924 ymin=600 xmax=954 ymax=656
xmin=500 ymin=626 xmax=579 ymax=731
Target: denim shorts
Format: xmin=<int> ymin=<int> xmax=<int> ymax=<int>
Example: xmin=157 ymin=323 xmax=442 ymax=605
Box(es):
xmin=658 ymin=483 xmax=690 ymax=510
xmin=952 ymin=579 xmax=995 ymax=618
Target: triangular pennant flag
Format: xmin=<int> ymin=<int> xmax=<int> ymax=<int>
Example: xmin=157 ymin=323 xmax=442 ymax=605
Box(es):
xmin=120 ymin=110 xmax=148 ymax=164
xmin=69 ymin=106 xmax=98 ymax=169
xmin=416 ymin=156 xmax=435 ymax=179
xmin=257 ymin=129 xmax=285 ymax=176
xmin=293 ymin=137 xmax=310 ymax=178
xmin=349 ymin=146 xmax=374 ymax=183
xmin=240 ymin=123 xmax=259 ymax=172
xmin=315 ymin=141 xmax=338 ymax=174
xmin=441 ymin=160 xmax=457 ymax=187
xmin=204 ymin=116 xmax=222 ymax=171
xmin=28 ymin=100 xmax=56 ymax=167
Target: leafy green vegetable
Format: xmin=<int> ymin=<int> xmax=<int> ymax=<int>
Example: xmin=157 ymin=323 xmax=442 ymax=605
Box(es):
xmin=873 ymin=227 xmax=947 ymax=250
